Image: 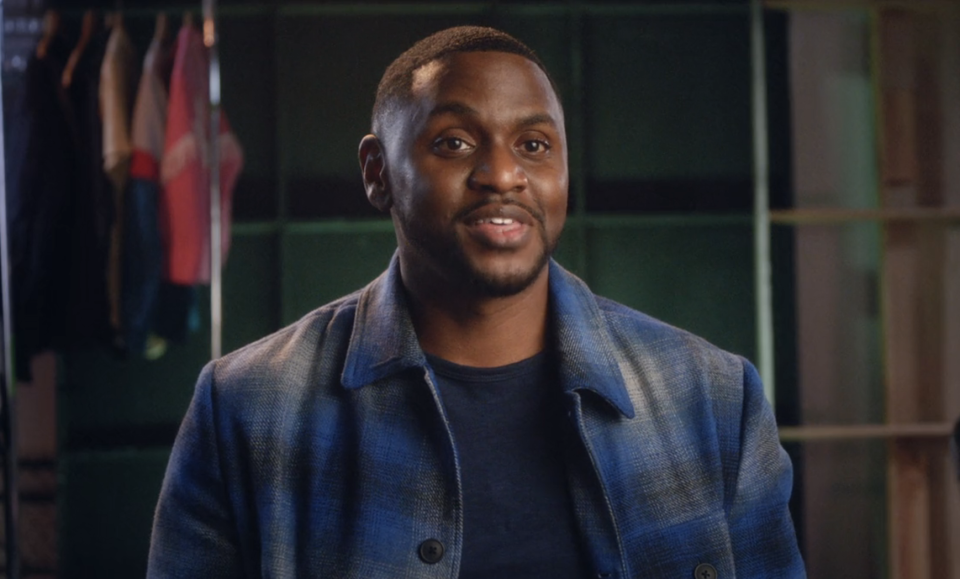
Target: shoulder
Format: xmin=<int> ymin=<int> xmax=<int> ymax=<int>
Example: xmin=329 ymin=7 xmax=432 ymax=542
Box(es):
xmin=586 ymin=295 xmax=765 ymax=495
xmin=599 ymin=295 xmax=743 ymax=370
xmin=600 ymin=293 xmax=746 ymax=378
xmin=206 ymin=288 xmax=364 ymax=404
xmin=593 ymin=294 xmax=749 ymax=413
xmin=548 ymin=260 xmax=749 ymax=409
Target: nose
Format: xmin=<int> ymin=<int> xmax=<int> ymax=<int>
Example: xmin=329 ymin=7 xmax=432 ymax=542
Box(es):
xmin=467 ymin=143 xmax=527 ymax=194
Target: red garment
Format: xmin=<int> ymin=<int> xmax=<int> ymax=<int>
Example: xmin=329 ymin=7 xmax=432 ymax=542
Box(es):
xmin=160 ymin=24 xmax=242 ymax=285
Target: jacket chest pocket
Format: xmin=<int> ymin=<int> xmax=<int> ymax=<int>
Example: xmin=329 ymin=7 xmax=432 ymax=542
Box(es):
xmin=626 ymin=510 xmax=734 ymax=579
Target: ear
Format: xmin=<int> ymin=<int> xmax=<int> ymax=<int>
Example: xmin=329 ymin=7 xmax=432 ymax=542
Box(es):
xmin=359 ymin=134 xmax=392 ymax=212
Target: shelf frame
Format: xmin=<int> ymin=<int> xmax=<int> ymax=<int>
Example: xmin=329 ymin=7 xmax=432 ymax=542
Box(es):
xmin=770 ymin=207 xmax=960 ymax=224
xmin=778 ymin=422 xmax=955 ymax=442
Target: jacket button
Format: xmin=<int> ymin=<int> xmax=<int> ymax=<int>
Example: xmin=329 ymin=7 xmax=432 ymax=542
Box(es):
xmin=694 ymin=563 xmax=717 ymax=579
xmin=418 ymin=539 xmax=444 ymax=564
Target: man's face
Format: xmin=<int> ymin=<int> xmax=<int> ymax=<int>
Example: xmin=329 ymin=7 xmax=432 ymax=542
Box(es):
xmin=380 ymin=51 xmax=568 ymax=297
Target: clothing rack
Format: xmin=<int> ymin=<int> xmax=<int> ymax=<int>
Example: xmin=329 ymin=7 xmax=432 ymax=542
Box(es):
xmin=0 ymin=2 xmax=224 ymax=574
xmin=203 ymin=0 xmax=222 ymax=360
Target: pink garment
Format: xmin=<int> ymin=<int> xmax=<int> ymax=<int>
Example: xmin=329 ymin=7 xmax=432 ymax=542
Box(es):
xmin=160 ymin=24 xmax=243 ymax=285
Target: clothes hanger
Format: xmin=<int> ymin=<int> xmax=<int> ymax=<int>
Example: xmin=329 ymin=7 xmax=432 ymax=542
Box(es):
xmin=35 ymin=9 xmax=61 ymax=60
xmin=108 ymin=0 xmax=124 ymax=29
xmin=154 ymin=12 xmax=169 ymax=43
xmin=61 ymin=9 xmax=96 ymax=88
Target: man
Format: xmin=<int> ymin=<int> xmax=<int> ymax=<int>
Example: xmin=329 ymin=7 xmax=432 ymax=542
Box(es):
xmin=148 ymin=26 xmax=805 ymax=578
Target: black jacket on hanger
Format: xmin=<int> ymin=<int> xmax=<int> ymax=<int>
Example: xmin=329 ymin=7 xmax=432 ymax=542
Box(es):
xmin=7 ymin=32 xmax=113 ymax=382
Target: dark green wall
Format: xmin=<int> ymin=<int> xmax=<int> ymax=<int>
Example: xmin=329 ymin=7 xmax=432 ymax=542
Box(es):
xmin=50 ymin=3 xmax=794 ymax=576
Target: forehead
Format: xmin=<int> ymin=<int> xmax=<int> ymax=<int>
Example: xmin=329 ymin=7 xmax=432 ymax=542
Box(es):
xmin=407 ymin=51 xmax=564 ymax=127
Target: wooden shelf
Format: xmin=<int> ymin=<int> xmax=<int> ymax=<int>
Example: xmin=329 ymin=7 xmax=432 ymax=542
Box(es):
xmin=233 ymin=213 xmax=755 ymax=237
xmin=778 ymin=422 xmax=955 ymax=442
xmin=233 ymin=208 xmax=960 ymax=234
xmin=764 ymin=0 xmax=960 ymax=12
xmin=233 ymin=2 xmax=748 ymax=18
xmin=769 ymin=207 xmax=960 ymax=225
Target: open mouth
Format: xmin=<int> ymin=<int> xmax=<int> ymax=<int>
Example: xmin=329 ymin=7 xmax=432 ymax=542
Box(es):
xmin=474 ymin=217 xmax=517 ymax=226
xmin=460 ymin=201 xmax=538 ymax=227
xmin=465 ymin=211 xmax=530 ymax=248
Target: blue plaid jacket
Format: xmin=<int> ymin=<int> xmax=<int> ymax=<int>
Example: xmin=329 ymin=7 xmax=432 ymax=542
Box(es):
xmin=148 ymin=257 xmax=805 ymax=578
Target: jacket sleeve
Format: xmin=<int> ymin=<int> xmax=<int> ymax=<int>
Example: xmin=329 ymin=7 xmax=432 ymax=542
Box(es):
xmin=727 ymin=358 xmax=806 ymax=578
xmin=147 ymin=362 xmax=244 ymax=578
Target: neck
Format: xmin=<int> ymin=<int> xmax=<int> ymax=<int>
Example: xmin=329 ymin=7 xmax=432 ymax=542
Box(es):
xmin=402 ymin=266 xmax=551 ymax=368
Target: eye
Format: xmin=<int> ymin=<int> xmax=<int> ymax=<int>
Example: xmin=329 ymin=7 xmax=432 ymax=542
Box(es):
xmin=441 ymin=137 xmax=465 ymax=150
xmin=519 ymin=139 xmax=550 ymax=155
xmin=432 ymin=136 xmax=475 ymax=156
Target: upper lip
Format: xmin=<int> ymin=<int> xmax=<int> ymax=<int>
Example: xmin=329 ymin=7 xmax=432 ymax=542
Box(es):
xmin=457 ymin=200 xmax=541 ymax=227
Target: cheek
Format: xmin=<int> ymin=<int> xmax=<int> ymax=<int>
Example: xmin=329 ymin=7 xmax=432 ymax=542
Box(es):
xmin=389 ymin=158 xmax=435 ymax=217
xmin=534 ymin=169 xmax=568 ymax=211
xmin=543 ymin=177 xmax=568 ymax=238
xmin=417 ymin=163 xmax=467 ymax=207
xmin=394 ymin=182 xmax=454 ymax=229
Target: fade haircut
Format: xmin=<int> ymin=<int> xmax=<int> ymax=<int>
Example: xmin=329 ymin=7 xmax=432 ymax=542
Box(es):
xmin=371 ymin=25 xmax=560 ymax=135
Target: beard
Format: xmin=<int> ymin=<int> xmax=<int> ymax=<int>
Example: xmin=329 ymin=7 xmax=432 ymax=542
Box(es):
xmin=397 ymin=200 xmax=560 ymax=298
xmin=449 ymin=229 xmax=554 ymax=298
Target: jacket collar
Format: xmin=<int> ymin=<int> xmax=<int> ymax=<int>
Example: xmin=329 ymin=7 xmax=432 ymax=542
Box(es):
xmin=341 ymin=257 xmax=426 ymax=388
xmin=547 ymin=260 xmax=636 ymax=419
xmin=341 ymin=254 xmax=636 ymax=419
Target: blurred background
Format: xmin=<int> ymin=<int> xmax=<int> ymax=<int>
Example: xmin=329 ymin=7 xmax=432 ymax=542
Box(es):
xmin=0 ymin=0 xmax=958 ymax=577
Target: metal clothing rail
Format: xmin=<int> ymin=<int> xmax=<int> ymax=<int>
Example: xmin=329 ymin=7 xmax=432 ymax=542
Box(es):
xmin=203 ymin=0 xmax=222 ymax=360
xmin=750 ymin=0 xmax=775 ymax=405
xmin=0 ymin=0 xmax=22 ymax=576
xmin=750 ymin=0 xmax=776 ymax=406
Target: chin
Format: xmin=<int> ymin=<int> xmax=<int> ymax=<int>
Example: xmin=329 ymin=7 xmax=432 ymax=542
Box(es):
xmin=462 ymin=255 xmax=550 ymax=298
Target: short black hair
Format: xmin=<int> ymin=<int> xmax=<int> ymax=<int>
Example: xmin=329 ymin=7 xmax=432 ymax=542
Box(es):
xmin=371 ymin=25 xmax=559 ymax=134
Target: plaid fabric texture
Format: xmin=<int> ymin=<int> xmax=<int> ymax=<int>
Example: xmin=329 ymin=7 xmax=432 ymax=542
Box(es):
xmin=147 ymin=256 xmax=805 ymax=578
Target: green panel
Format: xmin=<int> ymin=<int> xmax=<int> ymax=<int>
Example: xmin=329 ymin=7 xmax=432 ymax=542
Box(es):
xmin=552 ymin=219 xmax=584 ymax=277
xmin=585 ymin=221 xmax=755 ymax=358
xmin=584 ymin=14 xmax=751 ymax=181
xmin=61 ymin=237 xmax=281 ymax=436
xmin=59 ymin=449 xmax=170 ymax=579
xmin=281 ymin=225 xmax=398 ymax=324
xmin=277 ymin=14 xmax=475 ymax=218
xmin=275 ymin=13 xmax=574 ymax=218
xmin=223 ymin=232 xmax=282 ymax=354
xmin=61 ymin=300 xmax=210 ymax=437
xmin=485 ymin=15 xmax=573 ymax=110
xmin=280 ymin=222 xmax=592 ymax=325
xmin=275 ymin=219 xmax=756 ymax=355
xmin=220 ymin=13 xmax=279 ymax=220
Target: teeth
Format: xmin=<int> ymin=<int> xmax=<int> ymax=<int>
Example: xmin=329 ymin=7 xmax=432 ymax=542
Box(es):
xmin=472 ymin=217 xmax=517 ymax=226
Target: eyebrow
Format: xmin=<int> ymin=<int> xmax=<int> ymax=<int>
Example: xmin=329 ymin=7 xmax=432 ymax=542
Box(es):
xmin=516 ymin=113 xmax=557 ymax=130
xmin=427 ymin=102 xmax=559 ymax=131
xmin=428 ymin=102 xmax=477 ymax=118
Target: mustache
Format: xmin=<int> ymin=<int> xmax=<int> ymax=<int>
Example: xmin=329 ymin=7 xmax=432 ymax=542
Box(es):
xmin=453 ymin=197 xmax=546 ymax=226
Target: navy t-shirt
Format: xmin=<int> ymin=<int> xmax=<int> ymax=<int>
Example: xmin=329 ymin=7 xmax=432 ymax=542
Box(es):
xmin=427 ymin=351 xmax=589 ymax=579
